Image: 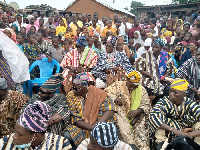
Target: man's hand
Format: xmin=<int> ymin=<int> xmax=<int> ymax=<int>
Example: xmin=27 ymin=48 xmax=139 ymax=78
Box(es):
xmin=48 ymin=113 xmax=63 ymax=125
xmin=127 ymin=109 xmax=143 ymax=120
xmin=114 ymin=97 xmax=123 ymax=106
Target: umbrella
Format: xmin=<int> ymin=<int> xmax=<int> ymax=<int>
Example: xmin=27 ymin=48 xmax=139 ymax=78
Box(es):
xmin=0 ymin=32 xmax=30 ymax=83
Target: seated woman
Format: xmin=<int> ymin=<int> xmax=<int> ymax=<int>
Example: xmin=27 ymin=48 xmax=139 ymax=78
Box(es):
xmin=92 ymin=36 xmax=133 ymax=85
xmin=105 ymin=71 xmax=151 ymax=150
xmin=147 ymin=79 xmax=200 ymax=150
xmin=136 ymin=38 xmax=175 ymax=104
xmin=0 ymin=101 xmax=72 ymax=149
xmin=63 ymin=73 xmax=117 ymax=148
xmin=61 ymin=36 xmax=97 ymax=93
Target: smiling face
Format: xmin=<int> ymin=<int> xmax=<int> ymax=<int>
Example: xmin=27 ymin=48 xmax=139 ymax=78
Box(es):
xmin=152 ymin=43 xmax=162 ymax=56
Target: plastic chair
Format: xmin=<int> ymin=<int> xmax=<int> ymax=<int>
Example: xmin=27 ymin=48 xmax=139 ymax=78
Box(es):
xmin=28 ymin=58 xmax=60 ymax=97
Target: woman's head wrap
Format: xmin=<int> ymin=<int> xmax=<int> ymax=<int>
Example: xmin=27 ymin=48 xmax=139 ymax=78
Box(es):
xmin=11 ymin=24 xmax=19 ymax=33
xmin=18 ymin=101 xmax=51 ymax=132
xmin=107 ymin=36 xmax=117 ymax=46
xmin=144 ymin=38 xmax=152 ymax=47
xmin=73 ymin=72 xmax=89 ymax=86
xmin=76 ymin=36 xmax=87 ymax=46
xmin=170 ymin=78 xmax=189 ymax=93
xmin=91 ymin=122 xmax=119 ymax=148
xmin=184 ymin=22 xmax=191 ymax=26
xmin=0 ymin=78 xmax=8 ymax=89
xmin=127 ymin=71 xmax=142 ymax=85
xmin=26 ymin=15 xmax=34 ymax=22
xmin=41 ymin=73 xmax=64 ymax=93
xmin=153 ymin=38 xmax=165 ymax=47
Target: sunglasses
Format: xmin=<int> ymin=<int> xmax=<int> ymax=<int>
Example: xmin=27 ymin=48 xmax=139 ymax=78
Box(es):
xmin=39 ymin=89 xmax=51 ymax=94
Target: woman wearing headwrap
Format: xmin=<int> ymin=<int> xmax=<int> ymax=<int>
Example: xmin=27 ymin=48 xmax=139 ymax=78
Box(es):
xmin=56 ymin=17 xmax=67 ymax=36
xmin=189 ymin=16 xmax=200 ymax=41
xmin=61 ymin=36 xmax=97 ymax=93
xmin=183 ymin=22 xmax=191 ymax=32
xmin=63 ymin=73 xmax=116 ymax=147
xmin=133 ymin=31 xmax=144 ymax=46
xmin=0 ymin=101 xmax=72 ymax=149
xmin=136 ymin=38 xmax=175 ymax=102
xmin=92 ymin=36 xmax=133 ymax=86
xmin=147 ymin=79 xmax=200 ymax=149
xmin=105 ymin=71 xmax=151 ymax=150
xmin=11 ymin=24 xmax=19 ymax=34
xmin=3 ymin=27 xmax=17 ymax=43
xmin=166 ymin=19 xmax=175 ymax=36
xmin=77 ymin=122 xmax=133 ymax=150
xmin=174 ymin=19 xmax=183 ymax=30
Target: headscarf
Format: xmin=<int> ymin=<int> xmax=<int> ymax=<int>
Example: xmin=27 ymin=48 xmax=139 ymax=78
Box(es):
xmin=170 ymin=78 xmax=189 ymax=93
xmin=133 ymin=31 xmax=143 ymax=46
xmin=91 ymin=122 xmax=119 ymax=148
xmin=73 ymin=72 xmax=89 ymax=86
xmin=18 ymin=101 xmax=51 ymax=132
xmin=0 ymin=14 xmax=8 ymax=20
xmin=4 ymin=28 xmax=17 ymax=43
xmin=11 ymin=24 xmax=19 ymax=33
xmin=153 ymin=38 xmax=165 ymax=47
xmin=184 ymin=22 xmax=191 ymax=26
xmin=60 ymin=17 xmax=67 ymax=27
xmin=144 ymin=38 xmax=152 ymax=47
xmin=127 ymin=71 xmax=142 ymax=85
xmin=175 ymin=19 xmax=183 ymax=30
xmin=26 ymin=15 xmax=34 ymax=22
xmin=107 ymin=36 xmax=117 ymax=46
xmin=76 ymin=36 xmax=87 ymax=46
xmin=0 ymin=78 xmax=8 ymax=89
xmin=41 ymin=73 xmax=64 ymax=93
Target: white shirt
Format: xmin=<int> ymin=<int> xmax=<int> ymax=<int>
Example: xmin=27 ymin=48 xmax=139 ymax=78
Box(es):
xmin=153 ymin=26 xmax=159 ymax=37
xmin=137 ymin=46 xmax=152 ymax=58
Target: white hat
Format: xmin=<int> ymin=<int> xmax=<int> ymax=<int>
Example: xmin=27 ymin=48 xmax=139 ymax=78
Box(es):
xmin=95 ymin=78 xmax=107 ymax=89
xmin=144 ymin=38 xmax=152 ymax=47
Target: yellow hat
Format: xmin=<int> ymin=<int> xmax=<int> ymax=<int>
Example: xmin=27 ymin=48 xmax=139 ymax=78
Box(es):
xmin=170 ymin=78 xmax=189 ymax=93
xmin=127 ymin=71 xmax=142 ymax=85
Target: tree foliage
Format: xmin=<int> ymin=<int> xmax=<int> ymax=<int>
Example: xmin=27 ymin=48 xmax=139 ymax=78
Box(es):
xmin=172 ymin=0 xmax=200 ymax=4
xmin=127 ymin=1 xmax=144 ymax=16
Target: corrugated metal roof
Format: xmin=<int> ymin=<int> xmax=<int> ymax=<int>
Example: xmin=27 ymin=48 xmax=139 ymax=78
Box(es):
xmin=64 ymin=0 xmax=135 ymax=16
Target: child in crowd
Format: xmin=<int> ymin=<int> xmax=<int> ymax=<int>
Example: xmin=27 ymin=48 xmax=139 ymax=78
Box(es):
xmin=128 ymin=39 xmax=135 ymax=56
xmin=20 ymin=27 xmax=26 ymax=35
xmin=117 ymin=36 xmax=130 ymax=58
xmin=74 ymin=27 xmax=81 ymax=42
xmin=30 ymin=26 xmax=36 ymax=33
xmin=116 ymin=44 xmax=124 ymax=52
xmin=173 ymin=27 xmax=182 ymax=45
xmin=181 ymin=32 xmax=192 ymax=47
xmin=87 ymin=37 xmax=94 ymax=49
xmin=94 ymin=41 xmax=104 ymax=56
xmin=16 ymin=33 xmax=25 ymax=52
xmin=47 ymin=36 xmax=65 ymax=64
xmin=23 ymin=31 xmax=41 ymax=80
xmin=63 ymin=39 xmax=70 ymax=54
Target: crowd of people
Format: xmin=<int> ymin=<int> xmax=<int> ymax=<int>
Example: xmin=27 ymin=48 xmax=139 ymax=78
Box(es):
xmin=1 ymin=6 xmax=200 ymax=150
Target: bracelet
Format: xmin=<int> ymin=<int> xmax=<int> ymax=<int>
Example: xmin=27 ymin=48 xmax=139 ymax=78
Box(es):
xmin=169 ymin=127 xmax=174 ymax=132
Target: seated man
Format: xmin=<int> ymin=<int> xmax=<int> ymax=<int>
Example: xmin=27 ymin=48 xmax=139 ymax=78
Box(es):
xmin=147 ymin=79 xmax=200 ymax=150
xmin=105 ymin=71 xmax=151 ymax=150
xmin=22 ymin=73 xmax=70 ymax=135
xmin=64 ymin=73 xmax=117 ymax=147
xmin=77 ymin=122 xmax=133 ymax=150
xmin=0 ymin=78 xmax=29 ymax=138
xmin=0 ymin=101 xmax=72 ymax=149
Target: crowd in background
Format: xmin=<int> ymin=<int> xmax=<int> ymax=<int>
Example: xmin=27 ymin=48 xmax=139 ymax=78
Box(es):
xmin=1 ymin=5 xmax=200 ymax=150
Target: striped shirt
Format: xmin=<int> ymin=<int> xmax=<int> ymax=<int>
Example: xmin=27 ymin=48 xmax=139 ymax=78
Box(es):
xmin=77 ymin=139 xmax=133 ymax=150
xmin=175 ymin=58 xmax=200 ymax=101
xmin=0 ymin=133 xmax=72 ymax=150
xmin=136 ymin=51 xmax=174 ymax=95
xmin=64 ymin=91 xmax=117 ymax=146
xmin=147 ymin=96 xmax=200 ymax=137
